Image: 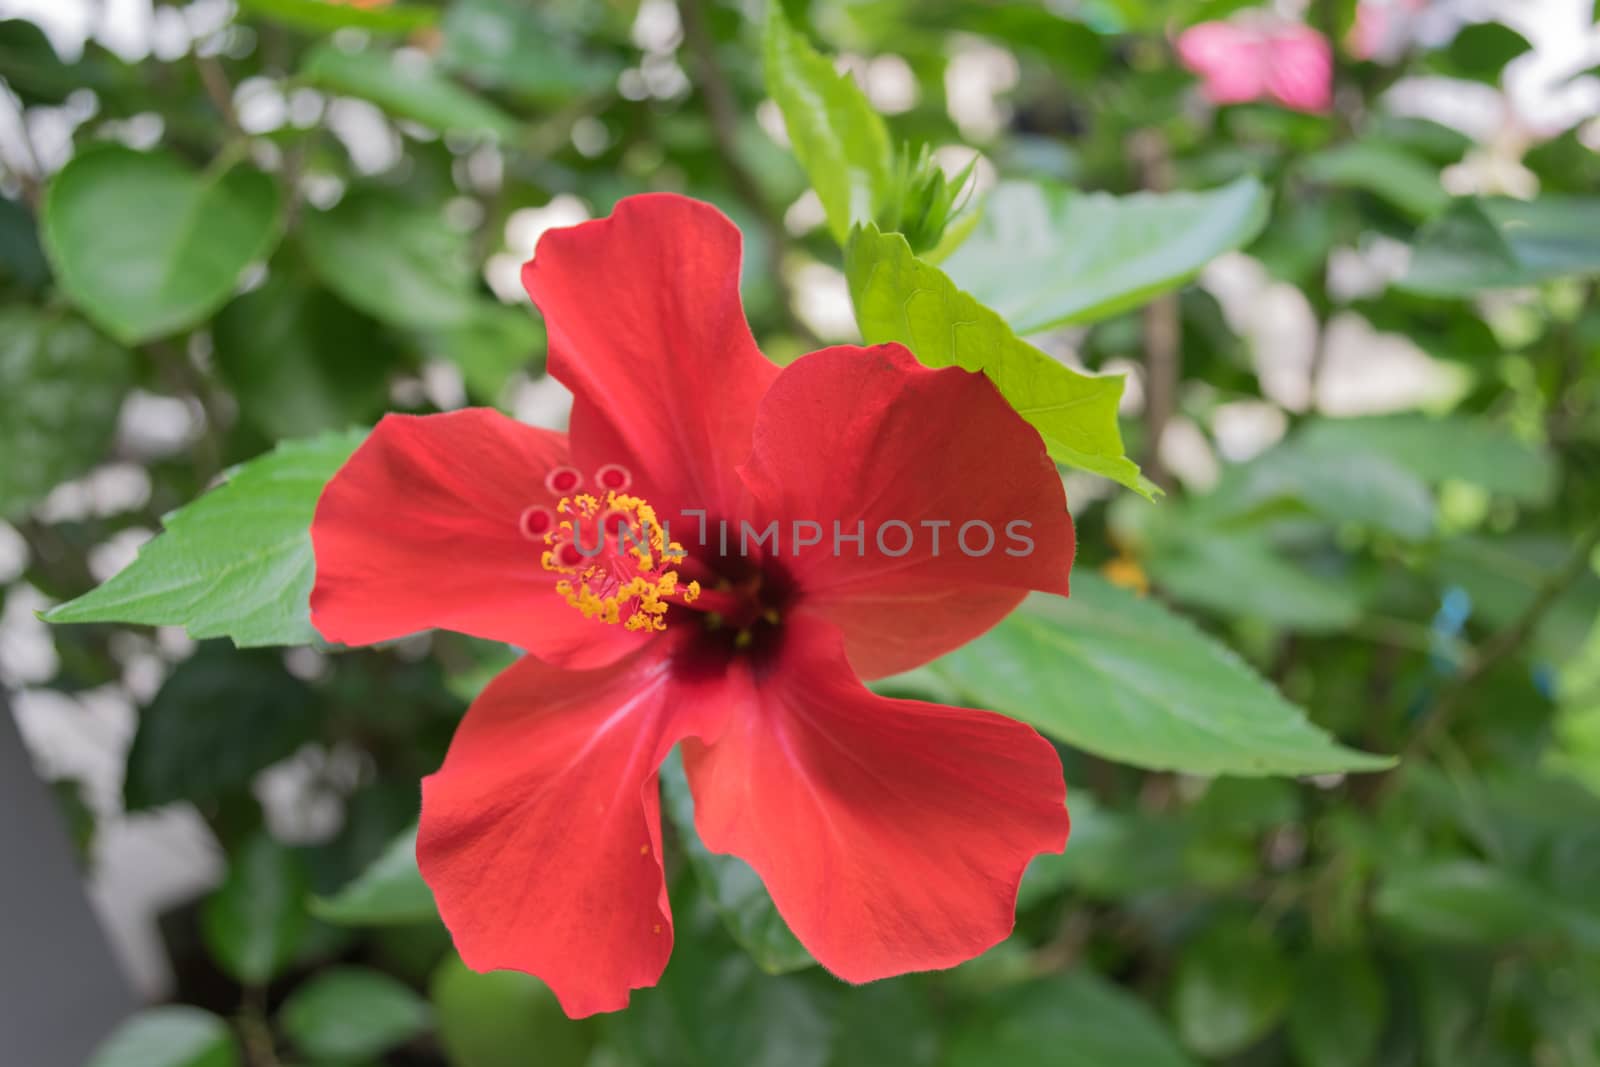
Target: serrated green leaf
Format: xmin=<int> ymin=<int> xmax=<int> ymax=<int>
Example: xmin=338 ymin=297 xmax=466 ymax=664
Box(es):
xmin=764 ymin=6 xmax=891 ymax=245
xmin=125 ymin=643 xmax=319 ymax=811
xmin=847 ymin=224 xmax=1156 ymax=498
xmin=301 ymin=189 xmax=483 ymax=331
xmin=301 ymin=41 xmax=519 ymax=140
xmin=84 ymin=1006 xmax=239 ymax=1067
xmin=238 ymin=0 xmax=438 ymax=32
xmin=312 ymin=825 xmax=437 ymax=926
xmin=941 ymin=176 xmax=1268 ymax=332
xmin=659 ymin=750 xmax=814 ymax=975
xmin=42 ymin=146 xmax=281 ymax=344
xmin=44 ymin=429 xmax=365 ymax=647
xmin=0 ymin=307 xmax=132 ymax=520
xmin=202 ymin=833 xmax=309 ymax=986
xmin=920 ymin=576 xmax=1391 ymax=775
xmin=279 ymin=967 xmax=430 ymax=1062
xmin=430 ymin=955 xmax=594 ymax=1067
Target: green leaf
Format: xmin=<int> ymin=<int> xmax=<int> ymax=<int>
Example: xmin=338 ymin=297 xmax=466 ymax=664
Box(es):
xmin=427 ymin=304 xmax=544 ymax=407
xmin=1296 ymin=413 xmax=1557 ymax=504
xmin=847 ymin=224 xmax=1156 ymax=498
xmin=301 ymin=41 xmax=519 ymax=141
xmin=0 ymin=18 xmax=75 ymax=105
xmin=42 ymin=146 xmax=281 ymax=344
xmin=763 ymin=6 xmax=892 ymax=245
xmin=238 ymin=0 xmax=438 ymax=32
xmin=430 ymin=954 xmax=595 ymax=1067
xmin=440 ymin=0 xmax=620 ymax=103
xmin=0 ymin=307 xmax=132 ymax=520
xmin=1287 ymin=949 xmax=1386 ymax=1067
xmin=920 ymin=576 xmax=1390 ymax=775
xmin=125 ymin=643 xmax=319 ymax=811
xmin=1173 ymin=917 xmax=1292 ymax=1058
xmin=1374 ymin=861 xmax=1600 ymax=949
xmin=1402 ymin=197 xmax=1600 ymax=296
xmin=312 ymin=824 xmax=437 ymax=926
xmin=279 ymin=966 xmax=430 ymax=1062
xmin=612 ymin=904 xmax=833 ymax=1067
xmin=1145 ymin=530 xmax=1366 ymax=631
xmin=0 ymin=194 xmax=50 ymax=292
xmin=85 ymin=1006 xmax=239 ymax=1067
xmin=213 ymin=269 xmax=394 ymax=440
xmin=1299 ymin=141 xmax=1450 ymax=219
xmin=659 ymin=750 xmax=814 ymax=974
xmin=202 ymin=832 xmax=309 ymax=985
xmin=301 ymin=188 xmax=483 ymax=330
xmin=1204 ymin=430 xmax=1438 ymax=541
xmin=946 ymin=972 xmax=1198 ymax=1067
xmin=45 ymin=429 xmax=366 ymax=647
xmin=941 ymin=176 xmax=1268 ymax=332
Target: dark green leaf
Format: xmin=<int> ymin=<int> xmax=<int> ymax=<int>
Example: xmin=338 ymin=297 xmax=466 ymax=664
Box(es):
xmin=213 ymin=269 xmax=394 ymax=440
xmin=45 ymin=429 xmax=366 ymax=647
xmin=301 ymin=189 xmax=483 ymax=330
xmin=0 ymin=18 xmax=75 ymax=104
xmin=1173 ymin=917 xmax=1292 ymax=1058
xmin=0 ymin=194 xmax=50 ymax=292
xmin=1287 ymin=949 xmax=1386 ymax=1067
xmin=0 ymin=307 xmax=131 ymax=519
xmin=942 ymin=176 xmax=1268 ymax=331
xmin=312 ymin=824 xmax=436 ymax=926
xmin=42 ymin=146 xmax=281 ymax=344
xmin=84 ymin=1006 xmax=239 ymax=1067
xmin=440 ymin=0 xmax=620 ymax=103
xmin=1299 ymin=141 xmax=1449 ymax=219
xmin=764 ymin=7 xmax=892 ymax=245
xmin=1146 ymin=530 xmax=1366 ymax=631
xmin=848 ymin=224 xmax=1155 ymax=498
xmin=1374 ymin=861 xmax=1600 ymax=948
xmin=279 ymin=966 xmax=430 ymax=1062
xmin=301 ymin=41 xmax=519 ymax=141
xmin=922 ymin=577 xmax=1390 ymax=775
xmin=430 ymin=954 xmax=595 ymax=1067
xmin=125 ymin=643 xmax=318 ymax=811
xmin=202 ymin=833 xmax=309 ymax=985
xmin=659 ymin=750 xmax=814 ymax=974
xmin=947 ymin=972 xmax=1198 ymax=1067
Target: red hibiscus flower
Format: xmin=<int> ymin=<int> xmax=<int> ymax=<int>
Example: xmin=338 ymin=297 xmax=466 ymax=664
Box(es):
xmin=310 ymin=194 xmax=1075 ymax=1017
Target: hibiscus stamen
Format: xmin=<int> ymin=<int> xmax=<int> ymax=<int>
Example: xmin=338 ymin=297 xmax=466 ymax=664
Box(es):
xmin=539 ymin=489 xmax=700 ymax=632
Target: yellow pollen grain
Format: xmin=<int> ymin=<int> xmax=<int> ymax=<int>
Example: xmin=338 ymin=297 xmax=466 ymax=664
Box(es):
xmin=540 ymin=488 xmax=695 ymax=632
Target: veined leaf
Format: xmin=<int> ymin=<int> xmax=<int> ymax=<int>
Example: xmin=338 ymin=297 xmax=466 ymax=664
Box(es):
xmin=44 ymin=429 xmax=365 ymax=647
xmin=920 ymin=576 xmax=1392 ymax=776
xmin=847 ymin=224 xmax=1156 ymax=498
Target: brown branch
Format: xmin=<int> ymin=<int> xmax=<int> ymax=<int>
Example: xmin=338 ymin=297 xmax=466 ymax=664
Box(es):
xmin=1130 ymin=129 xmax=1179 ymax=491
xmin=196 ymin=54 xmax=242 ymax=135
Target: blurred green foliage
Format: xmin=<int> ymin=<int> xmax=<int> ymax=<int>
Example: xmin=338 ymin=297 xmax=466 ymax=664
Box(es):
xmin=3 ymin=0 xmax=1599 ymax=1065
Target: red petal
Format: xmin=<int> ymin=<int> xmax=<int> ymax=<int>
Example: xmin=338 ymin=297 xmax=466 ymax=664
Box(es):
xmin=682 ymin=617 xmax=1069 ymax=983
xmin=418 ymin=645 xmax=723 ymax=1018
xmin=737 ymin=344 xmax=1074 ymax=678
xmin=521 ymin=194 xmax=778 ymax=524
xmin=311 ymin=409 xmax=645 ymax=668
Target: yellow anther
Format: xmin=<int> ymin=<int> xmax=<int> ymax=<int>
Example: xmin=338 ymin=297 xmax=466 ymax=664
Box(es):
xmin=540 ymin=489 xmax=696 ymax=632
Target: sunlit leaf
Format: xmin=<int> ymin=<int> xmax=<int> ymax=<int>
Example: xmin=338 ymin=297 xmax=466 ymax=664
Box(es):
xmin=848 ymin=224 xmax=1155 ymax=498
